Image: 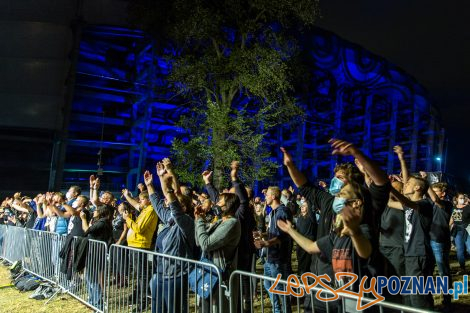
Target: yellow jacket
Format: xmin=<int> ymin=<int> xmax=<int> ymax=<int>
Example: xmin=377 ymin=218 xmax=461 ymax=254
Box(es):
xmin=126 ymin=204 xmax=158 ymax=249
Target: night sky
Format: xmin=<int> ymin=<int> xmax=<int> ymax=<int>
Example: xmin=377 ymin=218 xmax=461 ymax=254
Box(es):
xmin=316 ymin=0 xmax=470 ymax=185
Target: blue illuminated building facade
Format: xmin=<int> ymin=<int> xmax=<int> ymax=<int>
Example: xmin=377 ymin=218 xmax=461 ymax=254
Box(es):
xmin=62 ymin=26 xmax=445 ymax=192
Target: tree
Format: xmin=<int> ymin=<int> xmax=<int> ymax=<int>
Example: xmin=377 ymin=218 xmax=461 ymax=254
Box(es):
xmin=129 ymin=0 xmax=320 ymax=189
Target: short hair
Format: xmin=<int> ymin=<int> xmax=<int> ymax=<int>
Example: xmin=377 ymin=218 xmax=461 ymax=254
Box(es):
xmin=282 ymin=189 xmax=292 ymax=197
xmin=54 ymin=192 xmax=66 ymax=201
xmin=139 ymin=191 xmax=149 ymax=200
xmin=431 ymin=182 xmax=447 ymax=192
xmin=268 ymin=186 xmax=281 ymax=200
xmin=334 ymin=163 xmax=353 ymax=174
xmin=334 ymin=163 xmax=364 ymax=184
xmin=410 ymin=176 xmax=429 ymax=194
xmin=70 ymin=185 xmax=81 ymax=195
xmin=101 ymin=191 xmax=115 ymax=200
xmin=77 ymin=195 xmax=89 ymax=207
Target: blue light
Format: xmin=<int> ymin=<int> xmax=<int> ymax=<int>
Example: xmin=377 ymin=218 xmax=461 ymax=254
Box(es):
xmin=435 ymin=157 xmax=441 ymax=162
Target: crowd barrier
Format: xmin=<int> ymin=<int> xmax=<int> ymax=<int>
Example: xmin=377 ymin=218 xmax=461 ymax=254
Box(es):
xmin=0 ymin=224 xmax=435 ymax=313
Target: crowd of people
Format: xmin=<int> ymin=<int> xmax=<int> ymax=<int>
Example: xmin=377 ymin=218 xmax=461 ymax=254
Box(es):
xmin=0 ymin=138 xmax=469 ymax=313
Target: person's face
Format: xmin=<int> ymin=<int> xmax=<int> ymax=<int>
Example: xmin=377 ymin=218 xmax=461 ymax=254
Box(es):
xmin=201 ymin=199 xmax=211 ymax=211
xmin=216 ymin=196 xmax=227 ymax=212
xmin=403 ymin=178 xmax=417 ymax=196
xmin=337 ymin=184 xmax=356 ymax=201
xmin=335 ymin=169 xmax=348 ymax=184
xmin=337 ymin=185 xmax=362 ymax=213
xmin=67 ymin=187 xmax=77 ymax=199
xmin=100 ymin=193 xmax=113 ymax=205
xmin=300 ymin=203 xmax=308 ymax=215
xmin=432 ymin=188 xmax=445 ymax=200
xmin=457 ymin=195 xmax=466 ymax=205
xmin=52 ymin=195 xmax=62 ymax=205
xmin=254 ymin=197 xmax=261 ymax=204
xmin=139 ymin=196 xmax=150 ymax=207
xmin=265 ymin=190 xmax=274 ymax=206
xmin=118 ymin=204 xmax=125 ymax=214
xmin=255 ymin=204 xmax=262 ymax=215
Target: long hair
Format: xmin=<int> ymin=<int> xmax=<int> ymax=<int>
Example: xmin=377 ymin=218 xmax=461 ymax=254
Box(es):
xmin=219 ymin=193 xmax=240 ymax=216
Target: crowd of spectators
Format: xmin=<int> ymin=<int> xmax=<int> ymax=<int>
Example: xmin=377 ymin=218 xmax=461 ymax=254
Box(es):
xmin=0 ymin=138 xmax=469 ymax=313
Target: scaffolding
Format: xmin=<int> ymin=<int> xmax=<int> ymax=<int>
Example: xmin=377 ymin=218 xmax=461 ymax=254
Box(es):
xmin=64 ymin=26 xmax=445 ymax=192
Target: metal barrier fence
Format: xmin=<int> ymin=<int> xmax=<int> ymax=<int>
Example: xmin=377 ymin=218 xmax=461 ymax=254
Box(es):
xmin=1 ymin=224 xmax=27 ymax=263
xmin=23 ymin=228 xmax=62 ymax=284
xmin=0 ymin=225 xmax=436 ymax=313
xmin=56 ymin=237 xmax=109 ymax=313
xmin=229 ymin=270 xmax=435 ymax=313
xmin=0 ymin=224 xmax=6 ymax=259
xmin=106 ymin=244 xmax=224 ymax=313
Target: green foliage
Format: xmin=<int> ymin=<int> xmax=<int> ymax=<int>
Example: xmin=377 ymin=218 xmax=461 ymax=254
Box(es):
xmin=129 ymin=0 xmax=320 ymax=189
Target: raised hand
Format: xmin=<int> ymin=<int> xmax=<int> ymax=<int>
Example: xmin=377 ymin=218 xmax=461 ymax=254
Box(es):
xmin=340 ymin=204 xmax=362 ymax=237
xmin=89 ymin=175 xmax=96 ymax=188
xmin=329 ymin=138 xmax=358 ymax=157
xmin=202 ymin=170 xmax=213 ymax=184
xmin=419 ymin=171 xmax=428 ymax=179
xmin=277 ymin=219 xmax=293 ymax=233
xmin=122 ymin=189 xmax=131 ymax=198
xmin=156 ymin=162 xmax=166 ymax=177
xmin=280 ymin=147 xmax=294 ymax=167
xmin=318 ymin=181 xmax=327 ymax=189
xmin=230 ymin=160 xmax=240 ymax=180
xmin=393 ymin=145 xmax=404 ymax=159
xmin=162 ymin=158 xmax=173 ymax=170
xmin=95 ymin=177 xmax=101 ymax=190
xmin=143 ymin=170 xmax=153 ymax=185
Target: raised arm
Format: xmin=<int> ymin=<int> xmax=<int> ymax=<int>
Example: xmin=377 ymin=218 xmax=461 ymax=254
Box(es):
xmin=162 ymin=158 xmax=181 ymax=196
xmin=393 ymin=145 xmax=409 ymax=184
xmin=52 ymin=204 xmax=73 ymax=218
xmin=146 ymin=167 xmax=172 ymax=223
xmin=36 ymin=195 xmax=45 ymax=218
xmin=122 ymin=189 xmax=140 ymax=210
xmin=277 ymin=219 xmax=319 ymax=254
xmin=202 ymin=170 xmax=219 ymax=203
xmin=340 ymin=204 xmax=372 ymax=259
xmin=329 ymin=139 xmax=388 ymax=186
xmin=230 ymin=161 xmax=249 ymax=219
xmin=280 ymin=147 xmax=307 ymax=187
xmin=89 ymin=175 xmax=101 ymax=207
xmin=419 ymin=171 xmax=445 ymax=208
xmin=80 ymin=211 xmax=90 ymax=232
xmin=11 ymin=199 xmax=32 ymax=214
xmin=389 ymin=187 xmax=420 ymax=211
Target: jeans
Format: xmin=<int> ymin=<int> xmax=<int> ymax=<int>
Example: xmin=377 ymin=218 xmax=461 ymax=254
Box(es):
xmin=430 ymin=240 xmax=451 ymax=308
xmin=86 ymin=274 xmax=103 ymax=310
xmin=454 ymin=228 xmax=469 ymax=269
xmin=151 ymin=274 xmax=187 ymax=313
xmin=263 ymin=262 xmax=292 ymax=313
xmin=430 ymin=240 xmax=451 ymax=277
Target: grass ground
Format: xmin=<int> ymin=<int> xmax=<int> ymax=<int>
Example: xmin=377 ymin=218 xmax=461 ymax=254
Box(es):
xmin=1 ymin=248 xmax=470 ymax=312
xmin=0 ymin=264 xmax=92 ymax=313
